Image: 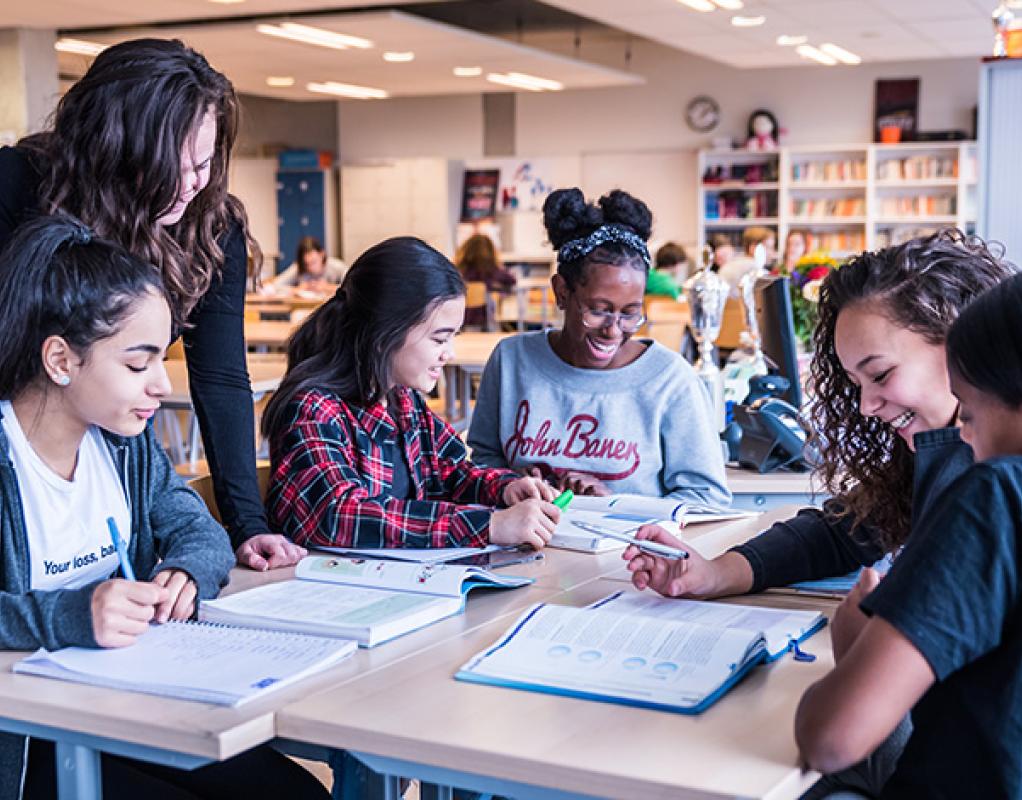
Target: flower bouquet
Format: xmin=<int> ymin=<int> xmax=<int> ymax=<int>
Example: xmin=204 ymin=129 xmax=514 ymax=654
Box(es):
xmin=773 ymin=252 xmax=840 ymax=349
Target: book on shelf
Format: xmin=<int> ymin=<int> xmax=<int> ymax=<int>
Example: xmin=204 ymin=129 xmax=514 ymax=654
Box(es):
xmin=550 ymin=494 xmax=756 ymax=553
xmin=13 ymin=621 xmax=356 ymax=707
xmin=875 ymin=154 xmax=958 ymax=181
xmin=455 ymin=590 xmax=826 ymax=715
xmin=790 ymin=159 xmax=867 ymax=183
xmin=199 ymin=555 xmax=533 ymax=647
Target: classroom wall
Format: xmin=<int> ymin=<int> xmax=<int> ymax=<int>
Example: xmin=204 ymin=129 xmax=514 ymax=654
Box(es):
xmin=336 ymin=37 xmax=979 ymax=159
xmin=237 ymin=94 xmax=338 ymax=156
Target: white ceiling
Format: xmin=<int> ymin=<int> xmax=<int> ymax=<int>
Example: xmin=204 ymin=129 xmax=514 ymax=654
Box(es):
xmin=543 ymin=0 xmax=994 ymax=67
xmin=0 ymin=0 xmax=432 ymax=28
xmin=55 ymin=10 xmax=645 ymax=100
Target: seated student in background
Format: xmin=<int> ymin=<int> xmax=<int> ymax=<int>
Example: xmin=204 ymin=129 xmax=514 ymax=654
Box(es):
xmin=467 ymin=187 xmax=730 ymax=507
xmin=0 ymin=216 xmax=329 ymax=800
xmin=261 ymin=236 xmax=560 ymax=550
xmin=718 ymin=225 xmax=775 ymax=296
xmin=781 ymin=228 xmax=808 ymax=273
xmin=645 ymin=241 xmax=688 ymax=300
xmin=795 ymin=271 xmax=1022 ymax=799
xmin=267 ymin=235 xmax=347 ymax=293
xmin=455 ymin=232 xmax=517 ymax=328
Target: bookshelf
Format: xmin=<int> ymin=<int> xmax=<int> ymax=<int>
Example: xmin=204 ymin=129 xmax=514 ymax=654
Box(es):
xmin=698 ymin=141 xmax=977 ymax=258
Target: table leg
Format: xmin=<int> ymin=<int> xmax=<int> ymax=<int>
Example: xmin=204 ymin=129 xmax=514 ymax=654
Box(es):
xmin=382 ymin=774 xmax=403 ymax=800
xmin=459 ymin=368 xmax=472 ymax=426
xmin=55 ymin=742 xmax=102 ymax=800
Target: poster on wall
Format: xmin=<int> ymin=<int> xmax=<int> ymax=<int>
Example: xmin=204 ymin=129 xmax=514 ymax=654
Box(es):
xmin=874 ymin=78 xmax=920 ymax=142
xmin=460 ymin=168 xmax=501 ymax=221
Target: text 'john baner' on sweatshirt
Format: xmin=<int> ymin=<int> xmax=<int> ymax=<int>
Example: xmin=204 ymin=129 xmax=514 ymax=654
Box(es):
xmin=467 ymin=331 xmax=731 ymax=509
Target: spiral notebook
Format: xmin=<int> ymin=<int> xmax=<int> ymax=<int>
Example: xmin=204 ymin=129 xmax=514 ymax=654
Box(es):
xmin=13 ymin=620 xmax=356 ymax=707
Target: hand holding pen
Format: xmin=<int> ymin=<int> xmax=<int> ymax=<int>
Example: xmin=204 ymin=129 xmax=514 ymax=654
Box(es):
xmin=622 ymin=524 xmax=724 ymax=600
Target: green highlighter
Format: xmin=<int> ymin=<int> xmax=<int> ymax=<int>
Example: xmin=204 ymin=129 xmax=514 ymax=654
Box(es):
xmin=553 ymin=489 xmax=574 ymax=510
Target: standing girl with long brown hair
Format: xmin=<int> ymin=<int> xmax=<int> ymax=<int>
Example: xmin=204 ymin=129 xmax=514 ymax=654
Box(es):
xmin=0 ymin=38 xmax=302 ymax=571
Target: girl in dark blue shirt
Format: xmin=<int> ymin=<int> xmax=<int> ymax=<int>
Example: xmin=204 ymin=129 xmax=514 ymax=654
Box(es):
xmin=796 ymin=272 xmax=1022 ymax=799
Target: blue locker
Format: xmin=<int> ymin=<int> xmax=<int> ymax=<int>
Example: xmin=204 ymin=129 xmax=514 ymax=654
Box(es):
xmin=276 ymin=170 xmax=326 ymax=273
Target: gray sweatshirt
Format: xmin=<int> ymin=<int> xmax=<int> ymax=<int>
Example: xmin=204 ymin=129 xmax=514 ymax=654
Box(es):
xmin=467 ymin=332 xmax=730 ymax=508
xmin=0 ymin=412 xmax=235 ymax=800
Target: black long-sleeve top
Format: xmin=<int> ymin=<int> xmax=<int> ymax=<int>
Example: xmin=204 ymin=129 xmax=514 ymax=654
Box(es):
xmin=0 ymin=146 xmax=268 ymax=547
xmin=731 ymin=427 xmax=973 ymax=591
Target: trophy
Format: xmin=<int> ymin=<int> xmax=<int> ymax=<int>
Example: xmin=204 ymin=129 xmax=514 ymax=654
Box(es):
xmin=738 ymin=242 xmax=771 ymax=377
xmin=684 ymin=245 xmax=730 ymax=429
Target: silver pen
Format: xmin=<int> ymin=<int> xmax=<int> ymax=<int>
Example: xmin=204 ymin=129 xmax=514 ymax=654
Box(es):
xmin=570 ymin=521 xmax=689 ymax=560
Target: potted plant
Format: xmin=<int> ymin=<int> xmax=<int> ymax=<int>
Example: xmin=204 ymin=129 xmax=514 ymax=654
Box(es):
xmin=773 ymin=252 xmax=840 ymax=350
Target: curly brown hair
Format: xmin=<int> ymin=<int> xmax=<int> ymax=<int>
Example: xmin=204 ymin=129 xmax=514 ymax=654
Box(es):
xmin=21 ymin=38 xmax=259 ymax=323
xmin=808 ymin=229 xmax=1014 ymax=550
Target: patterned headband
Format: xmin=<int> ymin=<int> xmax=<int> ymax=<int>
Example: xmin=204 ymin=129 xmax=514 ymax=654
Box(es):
xmin=557 ymin=224 xmax=651 ymax=269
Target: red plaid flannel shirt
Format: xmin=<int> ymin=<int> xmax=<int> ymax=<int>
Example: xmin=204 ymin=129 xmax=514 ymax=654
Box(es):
xmin=266 ymin=387 xmax=520 ymax=548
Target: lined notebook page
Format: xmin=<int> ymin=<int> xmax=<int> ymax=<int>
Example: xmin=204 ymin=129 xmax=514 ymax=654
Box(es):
xmin=14 ymin=621 xmax=356 ymax=706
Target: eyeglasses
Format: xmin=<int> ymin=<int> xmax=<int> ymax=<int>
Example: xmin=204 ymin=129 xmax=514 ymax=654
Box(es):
xmin=575 ymin=298 xmax=646 ymax=333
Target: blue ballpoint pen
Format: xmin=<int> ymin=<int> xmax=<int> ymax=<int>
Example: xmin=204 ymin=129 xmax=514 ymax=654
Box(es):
xmin=107 ymin=517 xmax=135 ymax=581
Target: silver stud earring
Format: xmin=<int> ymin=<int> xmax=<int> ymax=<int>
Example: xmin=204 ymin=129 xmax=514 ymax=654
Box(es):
xmin=55 ymin=374 xmax=70 ymax=387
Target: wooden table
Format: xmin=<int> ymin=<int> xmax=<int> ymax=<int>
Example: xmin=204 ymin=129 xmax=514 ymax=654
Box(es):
xmin=277 ymin=525 xmax=834 ymax=800
xmin=158 ymin=356 xmax=287 ymax=465
xmin=2 ymin=510 xmax=812 ymax=800
xmin=443 ymin=331 xmax=514 ymax=429
xmin=244 ymin=320 xmax=300 ymax=350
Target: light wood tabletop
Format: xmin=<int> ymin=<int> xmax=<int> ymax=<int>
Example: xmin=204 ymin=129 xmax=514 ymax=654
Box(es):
xmin=277 ymin=573 xmax=833 ymax=800
xmin=164 ymin=355 xmax=287 ymax=407
xmin=244 ymin=319 xmax=300 ymax=349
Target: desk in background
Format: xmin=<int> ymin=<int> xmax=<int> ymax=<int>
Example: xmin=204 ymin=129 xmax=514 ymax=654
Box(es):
xmin=443 ymin=331 xmax=513 ymax=430
xmin=244 ymin=319 xmax=300 ymax=351
xmin=726 ymin=465 xmax=823 ymax=511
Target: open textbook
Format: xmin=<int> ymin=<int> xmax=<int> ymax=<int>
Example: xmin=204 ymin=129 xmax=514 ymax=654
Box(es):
xmin=14 ymin=621 xmax=356 ymax=707
xmin=551 ymin=494 xmax=757 ymax=553
xmin=200 ymin=555 xmax=533 ymax=648
xmin=455 ymin=591 xmax=825 ymax=714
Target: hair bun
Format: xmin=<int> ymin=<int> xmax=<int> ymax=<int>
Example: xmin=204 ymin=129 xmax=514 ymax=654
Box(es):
xmin=542 ymin=188 xmax=602 ymax=249
xmin=598 ymin=190 xmax=652 ymax=242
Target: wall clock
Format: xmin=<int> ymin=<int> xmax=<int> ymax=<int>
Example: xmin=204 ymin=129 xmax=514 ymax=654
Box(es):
xmin=686 ymin=95 xmax=720 ymax=133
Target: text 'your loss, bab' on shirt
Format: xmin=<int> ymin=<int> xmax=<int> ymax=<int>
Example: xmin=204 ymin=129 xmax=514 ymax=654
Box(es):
xmin=0 ymin=400 xmax=130 ymax=591
xmin=467 ymin=331 xmax=730 ymax=509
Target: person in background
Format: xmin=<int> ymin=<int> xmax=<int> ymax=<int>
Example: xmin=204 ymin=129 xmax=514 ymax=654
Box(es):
xmin=0 ymin=215 xmax=328 ymax=800
xmin=645 ymin=241 xmax=688 ymax=300
xmin=709 ymin=233 xmax=734 ymax=273
xmin=0 ymin=38 xmax=302 ymax=572
xmin=782 ymin=228 xmax=809 ymax=272
xmin=468 ymin=187 xmax=730 ymax=507
xmin=455 ymin=233 xmax=517 ymax=329
xmin=719 ymin=226 xmax=776 ymax=295
xmin=267 ymin=236 xmax=347 ymax=294
xmin=795 ymin=271 xmax=1022 ymax=799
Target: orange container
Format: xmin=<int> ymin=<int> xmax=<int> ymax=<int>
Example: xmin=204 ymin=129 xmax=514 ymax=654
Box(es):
xmin=880 ymin=125 xmax=902 ymax=144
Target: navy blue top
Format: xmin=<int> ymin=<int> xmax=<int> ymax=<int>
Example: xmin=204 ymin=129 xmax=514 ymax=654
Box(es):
xmin=0 ymin=146 xmax=268 ymax=547
xmin=862 ymin=456 xmax=1022 ymax=799
xmin=732 ymin=428 xmax=974 ymax=590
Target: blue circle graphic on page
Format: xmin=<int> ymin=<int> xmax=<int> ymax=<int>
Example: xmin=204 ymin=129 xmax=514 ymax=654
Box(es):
xmin=578 ymin=650 xmax=602 ymax=663
xmin=622 ymin=657 xmax=646 ymax=670
xmin=653 ymin=662 xmax=679 ymax=675
xmin=547 ymin=645 xmax=571 ymax=658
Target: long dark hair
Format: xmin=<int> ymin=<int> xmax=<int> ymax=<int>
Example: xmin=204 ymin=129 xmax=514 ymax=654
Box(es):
xmin=295 ymin=236 xmax=326 ymax=276
xmin=21 ymin=37 xmax=257 ymax=323
xmin=947 ymin=272 xmax=1022 ymax=407
xmin=810 ymin=229 xmax=1014 ymax=549
xmin=543 ymin=188 xmax=652 ymax=289
xmin=261 ymin=237 xmax=465 ymax=442
xmin=0 ymin=213 xmax=167 ymax=400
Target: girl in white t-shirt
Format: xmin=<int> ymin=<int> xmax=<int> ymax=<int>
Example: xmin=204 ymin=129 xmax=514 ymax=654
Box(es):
xmin=0 ymin=215 xmax=329 ymax=799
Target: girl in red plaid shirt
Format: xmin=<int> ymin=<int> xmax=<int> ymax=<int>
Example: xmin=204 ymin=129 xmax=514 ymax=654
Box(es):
xmin=261 ymin=236 xmax=561 ymax=551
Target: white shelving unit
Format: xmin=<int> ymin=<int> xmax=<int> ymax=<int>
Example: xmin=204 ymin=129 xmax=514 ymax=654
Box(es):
xmin=698 ymin=141 xmax=977 ymax=258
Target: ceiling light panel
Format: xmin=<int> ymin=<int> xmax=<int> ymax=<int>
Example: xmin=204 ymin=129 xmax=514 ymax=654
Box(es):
xmin=796 ymin=44 xmax=838 ymax=65
xmin=307 ymin=81 xmax=388 ymax=99
xmin=731 ymin=15 xmax=765 ymax=27
xmin=676 ymin=0 xmax=716 ymax=12
xmin=256 ymin=22 xmax=372 ymax=50
xmin=819 ymin=42 xmax=862 ymax=64
xmin=711 ymin=0 xmax=744 ymax=9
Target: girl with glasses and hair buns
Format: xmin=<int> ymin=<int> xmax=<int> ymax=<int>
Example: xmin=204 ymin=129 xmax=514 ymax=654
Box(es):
xmin=0 ymin=37 xmax=304 ymax=574
xmin=468 ymin=187 xmax=730 ymax=508
xmin=0 ymin=215 xmax=328 ymax=800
